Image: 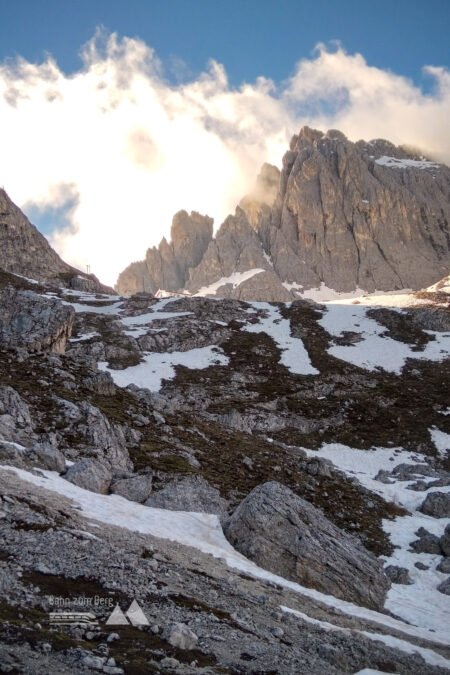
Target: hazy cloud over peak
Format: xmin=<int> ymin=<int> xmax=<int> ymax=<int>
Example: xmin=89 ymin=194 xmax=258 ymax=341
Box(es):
xmin=0 ymin=33 xmax=448 ymax=285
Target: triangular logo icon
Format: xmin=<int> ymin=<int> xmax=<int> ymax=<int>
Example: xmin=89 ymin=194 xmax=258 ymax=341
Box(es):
xmin=126 ymin=599 xmax=149 ymax=627
xmin=105 ymin=604 xmax=129 ymax=625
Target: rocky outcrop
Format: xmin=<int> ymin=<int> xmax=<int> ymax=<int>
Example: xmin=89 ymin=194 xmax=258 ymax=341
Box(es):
xmin=0 ymin=188 xmax=112 ymax=292
xmin=0 ymin=286 xmax=74 ymax=354
xmin=117 ymin=127 xmax=450 ymax=300
xmin=0 ymin=279 xmax=449 ymax=671
xmin=224 ymin=481 xmax=390 ymax=610
xmin=116 ymin=211 xmax=213 ymax=295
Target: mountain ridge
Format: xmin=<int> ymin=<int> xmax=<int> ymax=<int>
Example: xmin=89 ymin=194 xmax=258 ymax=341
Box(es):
xmin=116 ymin=127 xmax=450 ymax=300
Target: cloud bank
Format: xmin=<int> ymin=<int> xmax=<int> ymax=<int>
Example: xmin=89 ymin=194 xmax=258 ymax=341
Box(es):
xmin=0 ymin=33 xmax=449 ymax=286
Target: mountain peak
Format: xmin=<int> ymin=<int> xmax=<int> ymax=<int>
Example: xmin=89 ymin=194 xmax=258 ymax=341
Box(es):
xmin=116 ymin=127 xmax=450 ymax=300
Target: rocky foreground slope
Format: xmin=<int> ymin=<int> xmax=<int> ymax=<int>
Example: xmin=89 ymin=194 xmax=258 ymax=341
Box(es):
xmin=0 ymin=265 xmax=449 ymax=673
xmin=117 ymin=127 xmax=450 ymax=301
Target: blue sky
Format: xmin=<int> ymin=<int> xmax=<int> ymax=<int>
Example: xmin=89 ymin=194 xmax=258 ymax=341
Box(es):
xmin=0 ymin=0 xmax=449 ymax=284
xmin=1 ymin=0 xmax=449 ymax=88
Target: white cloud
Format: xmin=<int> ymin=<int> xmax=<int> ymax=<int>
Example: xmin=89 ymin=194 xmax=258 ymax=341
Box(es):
xmin=0 ymin=35 xmax=449 ymax=286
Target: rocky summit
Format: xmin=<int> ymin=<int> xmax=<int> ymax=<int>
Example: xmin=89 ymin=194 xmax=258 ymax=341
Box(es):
xmin=0 ymin=127 xmax=449 ymax=674
xmin=117 ymin=127 xmax=450 ymax=301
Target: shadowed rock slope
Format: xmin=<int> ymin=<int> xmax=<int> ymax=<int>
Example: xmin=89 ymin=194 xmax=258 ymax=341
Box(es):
xmin=0 ymin=188 xmax=113 ymax=293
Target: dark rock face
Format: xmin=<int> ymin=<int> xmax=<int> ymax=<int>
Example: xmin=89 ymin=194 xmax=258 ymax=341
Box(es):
xmin=437 ymin=557 xmax=450 ymax=573
xmin=116 ymin=211 xmax=213 ymax=295
xmin=0 ymin=188 xmax=112 ymax=292
xmin=187 ymin=207 xmax=292 ymax=301
xmin=224 ymin=481 xmax=390 ymax=610
xmin=0 ymin=287 xmax=74 ymax=354
xmin=116 ymin=127 xmax=450 ymax=300
xmin=437 ymin=577 xmax=450 ymax=595
xmin=440 ymin=523 xmax=450 ymax=556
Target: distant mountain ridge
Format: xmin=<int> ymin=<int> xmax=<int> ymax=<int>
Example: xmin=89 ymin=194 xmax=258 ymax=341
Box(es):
xmin=116 ymin=127 xmax=450 ymax=300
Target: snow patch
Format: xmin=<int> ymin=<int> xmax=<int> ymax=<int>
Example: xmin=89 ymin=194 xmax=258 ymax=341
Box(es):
xmin=195 ymin=269 xmax=265 ymax=296
xmin=12 ymin=273 xmax=39 ymax=285
xmin=375 ymin=156 xmax=440 ymax=170
xmin=243 ymin=302 xmax=318 ymax=375
xmin=62 ymin=300 xmax=124 ymax=315
xmin=382 ymin=514 xmax=450 ymax=635
xmin=282 ymin=281 xmax=304 ymax=292
xmin=326 ymin=292 xmax=426 ymax=308
xmin=300 ymin=442 xmax=450 ymax=636
xmin=319 ymin=304 xmax=450 ymax=373
xmin=262 ymin=251 xmax=273 ymax=267
xmin=300 ymin=443 xmax=447 ymax=512
xmin=69 ymin=332 xmax=100 ymax=342
xmin=426 ymin=276 xmax=450 ymax=294
xmin=99 ymin=346 xmax=228 ymax=392
xmin=429 ymin=427 xmax=450 ymax=458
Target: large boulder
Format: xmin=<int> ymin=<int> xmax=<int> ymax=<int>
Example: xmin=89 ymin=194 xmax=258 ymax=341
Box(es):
xmin=419 ymin=492 xmax=450 ymax=518
xmin=64 ymin=458 xmax=112 ymax=494
xmin=144 ymin=475 xmax=229 ymax=521
xmin=224 ymin=481 xmax=390 ymax=610
xmin=110 ymin=474 xmax=152 ymax=503
xmin=0 ymin=287 xmax=74 ymax=354
xmin=162 ymin=623 xmax=198 ymax=650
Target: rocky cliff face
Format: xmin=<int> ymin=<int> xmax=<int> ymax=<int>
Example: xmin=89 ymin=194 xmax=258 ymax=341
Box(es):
xmin=0 ymin=286 xmax=74 ymax=354
xmin=0 ymin=188 xmax=112 ymax=293
xmin=265 ymin=127 xmax=450 ymax=293
xmin=116 ymin=210 xmax=213 ymax=295
xmin=116 ymin=127 xmax=450 ymax=300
